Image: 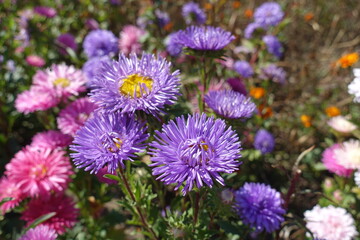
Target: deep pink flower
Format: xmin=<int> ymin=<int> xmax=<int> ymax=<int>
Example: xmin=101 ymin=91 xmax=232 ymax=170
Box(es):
xmin=118 ymin=25 xmax=145 ymax=55
xmin=95 ymin=167 xmax=118 ymax=184
xmin=322 ymin=144 xmax=353 ymax=177
xmin=31 ymin=130 xmax=72 ymax=150
xmin=21 ymin=194 xmax=79 ymax=234
xmin=19 ymin=225 xmax=57 ymax=240
xmin=26 ymin=55 xmax=45 ymax=67
xmin=5 ymin=147 xmax=73 ymax=197
xmin=0 ymin=177 xmax=24 ymax=214
xmin=56 ymin=33 xmax=78 ymax=55
xmin=34 ymin=6 xmax=57 ymax=18
xmin=57 ymin=97 xmax=98 ymax=136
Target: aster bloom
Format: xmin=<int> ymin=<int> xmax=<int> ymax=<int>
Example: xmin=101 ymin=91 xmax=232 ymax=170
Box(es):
xmin=262 ymin=35 xmax=283 ymax=58
xmin=149 ymin=113 xmax=242 ymax=195
xmin=254 ymin=2 xmax=284 ymax=27
xmin=304 ymin=205 xmax=358 ymax=240
xmin=174 ymin=26 xmax=235 ymax=51
xmin=260 ymin=64 xmax=286 ymax=84
xmin=70 ymin=112 xmax=149 ymax=174
xmin=227 ymin=77 xmax=247 ymax=95
xmin=0 ymin=177 xmax=24 ymax=214
xmin=321 ymin=144 xmax=353 ymax=177
xmin=26 ymin=55 xmax=45 ymax=67
xmin=33 ymin=64 xmax=87 ymax=99
xmin=348 ymin=68 xmax=360 ymax=102
xmin=253 ymin=129 xmax=275 ymax=154
xmin=182 ymin=2 xmax=206 ymax=25
xmin=56 ymin=33 xmax=78 ymax=55
xmin=155 ymin=10 xmax=170 ymax=28
xmin=327 ymin=116 xmax=357 ymax=133
xmin=30 ymin=130 xmax=72 ymax=150
xmin=15 ymin=86 xmax=60 ymax=114
xmin=233 ymin=60 xmax=254 ymax=78
xmin=118 ymin=25 xmax=145 ymax=55
xmin=34 ymin=6 xmax=57 ymax=18
xmin=234 ymin=182 xmax=285 ymax=233
xmin=355 ymin=171 xmax=360 ymax=187
xmin=57 ymin=97 xmax=98 ymax=136
xmin=334 ymin=139 xmax=360 ymax=170
xmin=82 ymin=56 xmax=111 ymax=85
xmin=89 ymin=53 xmax=181 ymax=114
xmin=83 ymin=30 xmax=118 ymax=58
xmin=244 ymin=22 xmax=264 ymax=39
xmin=19 ymin=225 xmax=57 ymax=240
xmin=5 ymin=147 xmax=73 ymax=197
xmin=22 ymin=194 xmax=79 ymax=234
xmin=85 ymin=18 xmax=99 ymax=30
xmin=165 ymin=33 xmax=183 ymax=57
xmin=205 ymin=90 xmax=256 ymax=119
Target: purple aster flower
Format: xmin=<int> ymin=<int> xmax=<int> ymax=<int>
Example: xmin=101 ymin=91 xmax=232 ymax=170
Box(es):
xmin=165 ymin=33 xmax=183 ymax=57
xmin=205 ymin=90 xmax=256 ymax=119
xmin=262 ymin=35 xmax=283 ymax=58
xmin=85 ymin=18 xmax=99 ymax=30
xmin=233 ymin=60 xmax=254 ymax=78
xmin=254 ymin=2 xmax=284 ymax=27
xmin=155 ymin=10 xmax=170 ymax=28
xmin=244 ymin=22 xmax=264 ymax=39
xmin=253 ymin=129 xmax=275 ymax=154
xmin=83 ymin=30 xmax=118 ymax=58
xmin=174 ymin=26 xmax=235 ymax=51
xmin=182 ymin=2 xmax=206 ymax=25
xmin=34 ymin=6 xmax=57 ymax=18
xmin=19 ymin=225 xmax=57 ymax=240
xmin=56 ymin=33 xmax=78 ymax=55
xmin=149 ymin=113 xmax=242 ymax=195
xmin=82 ymin=56 xmax=111 ymax=85
xmin=89 ymin=53 xmax=181 ymax=114
xmin=227 ymin=77 xmax=247 ymax=95
xmin=70 ymin=112 xmax=149 ymax=174
xmin=234 ymin=182 xmax=285 ymax=233
xmin=260 ymin=64 xmax=286 ymax=84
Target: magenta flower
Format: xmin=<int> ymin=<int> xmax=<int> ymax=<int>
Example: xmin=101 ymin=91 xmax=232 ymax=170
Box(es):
xmin=19 ymin=225 xmax=57 ymax=240
xmin=34 ymin=6 xmax=57 ymax=18
xmin=118 ymin=25 xmax=145 ymax=55
xmin=26 ymin=55 xmax=45 ymax=67
xmin=30 ymin=130 xmax=72 ymax=150
xmin=0 ymin=177 xmax=24 ymax=214
xmin=322 ymin=144 xmax=353 ymax=177
xmin=56 ymin=33 xmax=78 ymax=55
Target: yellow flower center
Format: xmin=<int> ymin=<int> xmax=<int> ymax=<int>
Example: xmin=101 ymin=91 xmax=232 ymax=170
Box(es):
xmin=54 ymin=77 xmax=70 ymax=87
xmin=119 ymin=74 xmax=153 ymax=98
xmin=108 ymin=138 xmax=123 ymax=153
xmin=31 ymin=164 xmax=48 ymax=178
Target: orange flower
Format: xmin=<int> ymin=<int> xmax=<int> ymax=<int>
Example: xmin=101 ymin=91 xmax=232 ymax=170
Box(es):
xmin=233 ymin=1 xmax=241 ymax=9
xmin=204 ymin=3 xmax=212 ymax=10
xmin=325 ymin=106 xmax=341 ymax=117
xmin=164 ymin=22 xmax=174 ymax=32
xmin=304 ymin=12 xmax=314 ymax=21
xmin=337 ymin=53 xmax=359 ymax=68
xmin=250 ymin=87 xmax=266 ymax=99
xmin=258 ymin=104 xmax=273 ymax=119
xmin=245 ymin=9 xmax=253 ymax=19
xmin=300 ymin=115 xmax=312 ymax=127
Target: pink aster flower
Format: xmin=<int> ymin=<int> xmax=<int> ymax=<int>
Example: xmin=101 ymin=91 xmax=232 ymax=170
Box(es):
xmin=0 ymin=177 xmax=24 ymax=214
xmin=95 ymin=166 xmax=118 ymax=184
xmin=57 ymin=97 xmax=98 ymax=136
xmin=118 ymin=25 xmax=145 ymax=55
xmin=321 ymin=144 xmax=353 ymax=177
xmin=15 ymin=86 xmax=60 ymax=114
xmin=19 ymin=225 xmax=57 ymax=240
xmin=33 ymin=64 xmax=87 ymax=99
xmin=334 ymin=139 xmax=360 ymax=170
xmin=26 ymin=55 xmax=45 ymax=67
xmin=21 ymin=194 xmax=79 ymax=234
xmin=30 ymin=130 xmax=72 ymax=150
xmin=304 ymin=205 xmax=358 ymax=240
xmin=5 ymin=147 xmax=73 ymax=198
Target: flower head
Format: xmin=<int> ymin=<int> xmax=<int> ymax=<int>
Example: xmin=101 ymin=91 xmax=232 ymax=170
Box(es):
xmin=96 ymin=167 xmax=118 ymax=184
xmin=227 ymin=77 xmax=247 ymax=95
xmin=57 ymin=97 xmax=98 ymax=136
xmin=205 ymin=90 xmax=256 ymax=119
xmin=83 ymin=30 xmax=118 ymax=58
xmin=174 ymin=26 xmax=235 ymax=51
xmin=233 ymin=60 xmax=254 ymax=78
xmin=0 ymin=177 xmax=24 ymax=214
xmin=165 ymin=33 xmax=183 ymax=57
xmin=26 ymin=55 xmax=45 ymax=67
xmin=250 ymin=87 xmax=266 ymax=99
xmin=155 ymin=10 xmax=170 ymax=28
xmin=304 ymin=205 xmax=358 ymax=240
xmin=34 ymin=6 xmax=57 ymax=18
xmin=355 ymin=171 xmax=360 ymax=187
xmin=82 ymin=56 xmax=111 ymax=85
xmin=150 ymin=113 xmax=242 ymax=195
xmin=253 ymin=129 xmax=275 ymax=154
xmin=19 ymin=225 xmax=57 ymax=240
xmin=348 ymin=68 xmax=360 ymax=102
xmin=182 ymin=2 xmax=206 ymax=25
xmin=89 ymin=53 xmax=181 ymax=114
xmin=262 ymin=35 xmax=283 ymax=58
xmin=254 ymin=2 xmax=284 ymax=27
xmin=244 ymin=22 xmax=264 ymax=39
xmin=327 ymin=116 xmax=357 ymax=133
xmin=322 ymin=144 xmax=353 ymax=177
xmin=260 ymin=64 xmax=286 ymax=84
xmin=70 ymin=112 xmax=149 ymax=174
xmin=325 ymin=106 xmax=341 ymax=117
xmin=334 ymin=139 xmax=360 ymax=170
xmin=118 ymin=25 xmax=145 ymax=55
xmin=301 ymin=114 xmax=312 ymax=128
xmin=337 ymin=53 xmax=359 ymax=68
xmin=5 ymin=147 xmax=73 ymax=197
xmin=21 ymin=194 xmax=79 ymax=234
xmin=234 ymin=182 xmax=285 ymax=233
xmin=30 ymin=130 xmax=72 ymax=150
xmin=56 ymin=33 xmax=78 ymax=55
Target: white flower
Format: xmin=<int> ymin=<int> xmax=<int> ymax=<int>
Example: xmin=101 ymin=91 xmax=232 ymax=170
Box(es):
xmin=334 ymin=139 xmax=360 ymax=169
xmin=348 ymin=68 xmax=360 ymax=102
xmin=327 ymin=116 xmax=357 ymax=133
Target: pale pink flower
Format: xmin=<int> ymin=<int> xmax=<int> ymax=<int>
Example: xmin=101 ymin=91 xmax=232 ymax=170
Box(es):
xmin=5 ymin=147 xmax=73 ymax=197
xmin=57 ymin=97 xmax=98 ymax=136
xmin=118 ymin=25 xmax=145 ymax=55
xmin=19 ymin=225 xmax=57 ymax=240
xmin=321 ymin=144 xmax=353 ymax=177
xmin=21 ymin=194 xmax=79 ymax=234
xmin=30 ymin=130 xmax=72 ymax=150
xmin=15 ymin=86 xmax=60 ymax=114
xmin=0 ymin=177 xmax=24 ymax=214
xmin=215 ymin=57 xmax=234 ymax=69
xmin=334 ymin=139 xmax=360 ymax=169
xmin=327 ymin=116 xmax=357 ymax=133
xmin=26 ymin=55 xmax=45 ymax=67
xmin=304 ymin=205 xmax=357 ymax=240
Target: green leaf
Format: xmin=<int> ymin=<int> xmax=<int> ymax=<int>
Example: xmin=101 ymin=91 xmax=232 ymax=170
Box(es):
xmin=26 ymin=212 xmax=56 ymax=230
xmin=104 ymin=174 xmax=121 ymax=182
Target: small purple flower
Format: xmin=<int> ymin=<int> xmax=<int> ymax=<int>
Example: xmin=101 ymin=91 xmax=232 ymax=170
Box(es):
xmin=253 ymin=129 xmax=275 ymax=154
xmin=34 ymin=6 xmax=57 ymax=18
xmin=150 ymin=113 xmax=242 ymax=195
xmin=19 ymin=225 xmax=57 ymax=240
xmin=244 ymin=22 xmax=264 ymax=39
xmin=260 ymin=64 xmax=286 ymax=84
xmin=83 ymin=30 xmax=118 ymax=58
xmin=82 ymin=56 xmax=111 ymax=85
xmin=234 ymin=182 xmax=285 ymax=233
xmin=155 ymin=10 xmax=170 ymax=28
xmin=205 ymin=90 xmax=256 ymax=119
xmin=85 ymin=19 xmax=99 ymax=30
xmin=70 ymin=113 xmax=149 ymax=174
xmin=227 ymin=77 xmax=247 ymax=95
xmin=174 ymin=26 xmax=235 ymax=51
xmin=89 ymin=53 xmax=181 ymax=115
xmin=254 ymin=2 xmax=284 ymax=27
xmin=165 ymin=33 xmax=183 ymax=57
xmin=56 ymin=33 xmax=78 ymax=55
xmin=233 ymin=60 xmax=254 ymax=78
xmin=262 ymin=35 xmax=283 ymax=58
xmin=182 ymin=2 xmax=206 ymax=25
